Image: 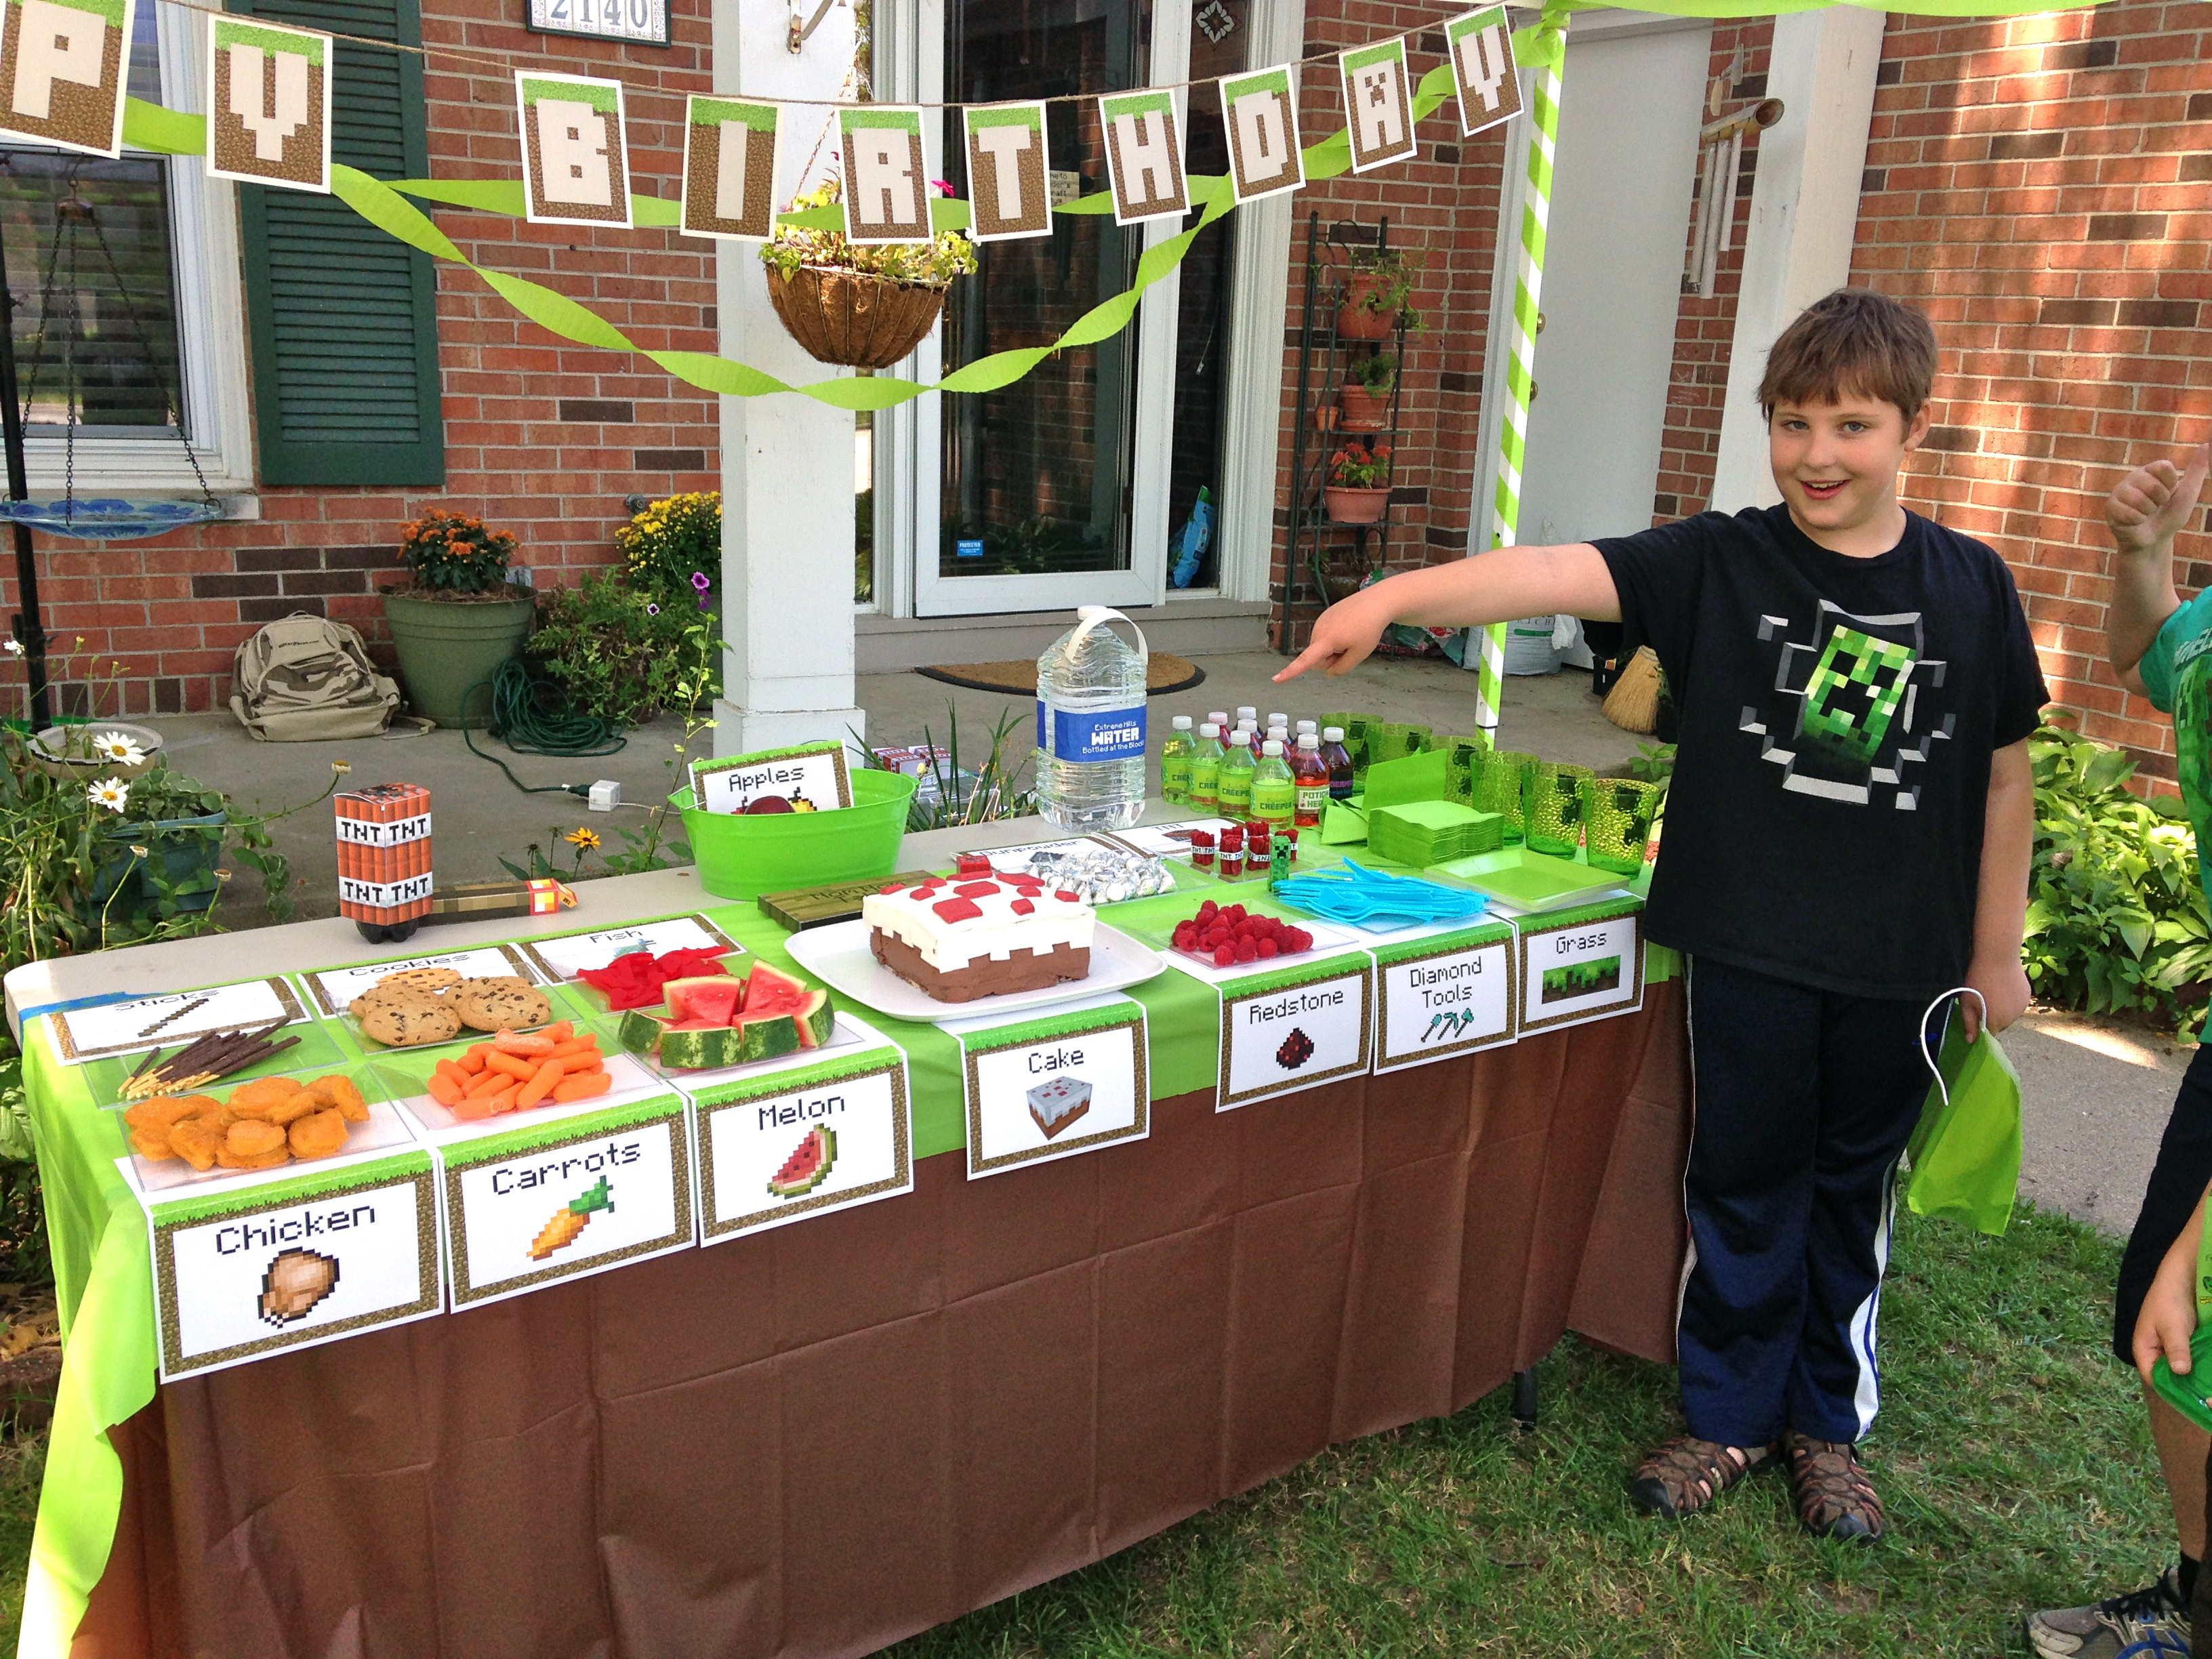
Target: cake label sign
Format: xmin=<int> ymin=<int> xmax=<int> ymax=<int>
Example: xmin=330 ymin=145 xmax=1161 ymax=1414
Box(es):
xmin=692 ymin=741 xmax=854 ymax=815
xmin=1217 ymin=958 xmax=1374 ymax=1109
xmin=951 ymin=996 xmax=1149 ymax=1178
xmin=692 ymin=1044 xmax=913 ymax=1242
xmin=1516 ymin=902 xmax=1644 ymax=1034
xmin=1372 ymin=924 xmax=1518 ymax=1071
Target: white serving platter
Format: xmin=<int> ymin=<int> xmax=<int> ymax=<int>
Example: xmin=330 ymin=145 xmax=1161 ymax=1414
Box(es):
xmin=785 ymin=920 xmax=1166 ymax=1025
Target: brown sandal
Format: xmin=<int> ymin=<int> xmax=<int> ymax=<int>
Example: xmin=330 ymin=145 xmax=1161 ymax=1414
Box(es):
xmin=1629 ymin=1436 xmax=1774 ymax=1519
xmin=1783 ymin=1430 xmax=1884 ymax=1541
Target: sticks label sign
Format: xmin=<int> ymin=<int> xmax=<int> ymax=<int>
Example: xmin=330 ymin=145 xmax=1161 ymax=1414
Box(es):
xmin=1099 ymin=88 xmax=1188 ymax=224
xmin=1217 ymin=64 xmax=1304 ymax=203
xmin=1445 ymin=6 xmax=1522 ymax=136
xmin=1340 ymin=37 xmax=1417 ymax=174
xmin=963 ymin=101 xmax=1052 ymax=241
xmin=840 ymin=106 xmax=932 ymax=244
xmin=516 ymin=70 xmax=632 ymax=228
xmin=681 ymin=95 xmax=780 ymax=241
xmin=206 ymin=18 xmax=332 ymax=192
xmin=0 ymin=0 xmax=131 ymax=157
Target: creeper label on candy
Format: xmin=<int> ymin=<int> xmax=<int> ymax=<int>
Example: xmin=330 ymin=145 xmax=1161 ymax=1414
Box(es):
xmin=1740 ymin=603 xmax=1952 ymax=808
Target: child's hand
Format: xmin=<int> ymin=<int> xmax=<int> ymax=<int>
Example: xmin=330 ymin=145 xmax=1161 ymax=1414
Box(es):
xmin=1960 ymin=951 xmax=2029 ymax=1042
xmin=2134 ymin=1219 xmax=2204 ymax=1386
xmin=2108 ymin=443 xmax=2209 ymax=556
xmin=1276 ymin=593 xmax=1389 ymax=682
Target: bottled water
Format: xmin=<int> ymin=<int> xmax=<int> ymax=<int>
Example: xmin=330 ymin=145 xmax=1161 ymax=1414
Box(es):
xmin=1035 ymin=605 xmax=1149 ymax=831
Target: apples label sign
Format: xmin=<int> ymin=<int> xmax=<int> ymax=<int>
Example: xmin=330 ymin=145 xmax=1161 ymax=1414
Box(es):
xmin=691 ymin=741 xmax=854 ymax=817
xmin=1517 ymin=901 xmax=1644 ymax=1034
xmin=1372 ymin=923 xmax=1517 ymax=1071
xmin=1218 ymin=958 xmax=1373 ymax=1109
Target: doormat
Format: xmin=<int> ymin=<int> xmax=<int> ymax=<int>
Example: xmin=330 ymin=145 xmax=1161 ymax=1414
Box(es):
xmin=916 ymin=655 xmax=1206 ymax=697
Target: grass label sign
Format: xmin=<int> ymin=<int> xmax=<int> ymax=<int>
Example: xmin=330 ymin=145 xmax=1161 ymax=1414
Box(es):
xmin=1515 ymin=899 xmax=1644 ymax=1035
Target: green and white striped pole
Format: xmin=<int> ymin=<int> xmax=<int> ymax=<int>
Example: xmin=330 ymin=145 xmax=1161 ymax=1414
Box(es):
xmin=1476 ymin=28 xmax=1568 ymax=747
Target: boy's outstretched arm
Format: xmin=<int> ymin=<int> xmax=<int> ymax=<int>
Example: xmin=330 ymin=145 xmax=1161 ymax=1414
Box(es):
xmin=2107 ymin=444 xmax=2208 ymax=693
xmin=1275 ymin=543 xmax=1622 ymax=682
xmin=1962 ymin=737 xmax=2032 ymax=1042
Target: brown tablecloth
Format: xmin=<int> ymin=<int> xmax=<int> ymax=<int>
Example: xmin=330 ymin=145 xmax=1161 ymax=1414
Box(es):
xmin=73 ymin=983 xmax=1690 ymax=1659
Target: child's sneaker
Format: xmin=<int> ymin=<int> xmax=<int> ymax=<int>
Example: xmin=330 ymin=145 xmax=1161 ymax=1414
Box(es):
xmin=2027 ymin=1565 xmax=2191 ymax=1657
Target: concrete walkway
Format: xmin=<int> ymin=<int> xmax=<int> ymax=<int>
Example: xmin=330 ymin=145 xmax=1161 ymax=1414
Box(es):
xmin=126 ymin=655 xmax=2182 ymax=1241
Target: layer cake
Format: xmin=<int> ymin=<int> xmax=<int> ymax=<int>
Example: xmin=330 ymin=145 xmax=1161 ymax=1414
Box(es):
xmin=862 ymin=875 xmax=1094 ymax=1003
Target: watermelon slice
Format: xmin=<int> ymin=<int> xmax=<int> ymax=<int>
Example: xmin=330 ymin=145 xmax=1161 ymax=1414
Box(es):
xmin=767 ymin=1125 xmax=836 ymax=1197
xmin=744 ymin=964 xmax=836 ymax=1048
xmin=663 ymin=975 xmax=743 ymax=1024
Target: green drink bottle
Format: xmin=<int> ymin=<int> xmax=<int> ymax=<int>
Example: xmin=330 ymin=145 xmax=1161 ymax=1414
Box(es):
xmin=1252 ymin=739 xmax=1296 ymax=831
xmin=1216 ymin=727 xmax=1256 ymax=818
xmin=1160 ymin=714 xmax=1194 ymax=804
xmin=1187 ymin=722 xmax=1224 ymax=808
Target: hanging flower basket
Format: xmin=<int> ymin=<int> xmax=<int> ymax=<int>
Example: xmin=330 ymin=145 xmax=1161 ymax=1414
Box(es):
xmin=766 ymin=266 xmax=950 ymax=371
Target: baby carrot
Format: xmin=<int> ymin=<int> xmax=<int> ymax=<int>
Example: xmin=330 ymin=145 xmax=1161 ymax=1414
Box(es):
xmin=426 ymin=1069 xmax=464 ymax=1107
xmin=457 ymin=1048 xmax=488 ymax=1076
xmin=545 ymin=1037 xmax=598 ymax=1060
xmin=552 ymin=1071 xmax=612 ymax=1103
xmin=465 ymin=1066 xmax=508 ymax=1099
xmin=541 ymin=1021 xmax=574 ymax=1044
xmin=558 ymin=1049 xmax=606 ymax=1076
xmin=493 ymin=1030 xmax=556 ymax=1057
xmin=485 ymin=1050 xmax=537 ymax=1082
xmin=484 ymin=1084 xmax=518 ymax=1115
xmin=514 ymin=1057 xmax=565 ymax=1110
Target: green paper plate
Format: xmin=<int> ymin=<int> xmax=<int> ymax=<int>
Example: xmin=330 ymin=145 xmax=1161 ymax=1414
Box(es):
xmin=1438 ymin=846 xmax=1629 ymax=913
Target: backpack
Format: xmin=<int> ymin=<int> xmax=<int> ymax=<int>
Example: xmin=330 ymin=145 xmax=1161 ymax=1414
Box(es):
xmin=229 ymin=613 xmax=401 ymax=741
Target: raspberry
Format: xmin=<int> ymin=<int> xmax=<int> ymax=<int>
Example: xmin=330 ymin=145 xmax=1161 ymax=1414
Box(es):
xmin=1213 ymin=945 xmax=1236 ymax=967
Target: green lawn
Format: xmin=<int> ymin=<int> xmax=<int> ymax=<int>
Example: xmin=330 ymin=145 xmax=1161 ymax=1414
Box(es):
xmin=0 ymin=1204 xmax=2165 ymax=1656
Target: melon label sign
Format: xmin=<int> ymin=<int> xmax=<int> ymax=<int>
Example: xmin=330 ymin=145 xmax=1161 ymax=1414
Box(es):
xmin=1516 ymin=899 xmax=1644 ymax=1035
xmin=948 ymin=994 xmax=1149 ymax=1178
xmin=1371 ymin=922 xmax=1518 ymax=1072
xmin=691 ymin=1041 xmax=912 ymax=1243
xmin=1217 ymin=954 xmax=1373 ymax=1110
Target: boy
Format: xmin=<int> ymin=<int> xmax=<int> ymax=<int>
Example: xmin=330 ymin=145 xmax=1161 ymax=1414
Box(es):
xmin=1278 ymin=287 xmax=2046 ymax=1540
xmin=2028 ymin=441 xmax=2212 ymax=1658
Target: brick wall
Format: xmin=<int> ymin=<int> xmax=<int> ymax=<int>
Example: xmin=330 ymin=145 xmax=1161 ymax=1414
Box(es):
xmin=1 ymin=0 xmax=719 ymax=719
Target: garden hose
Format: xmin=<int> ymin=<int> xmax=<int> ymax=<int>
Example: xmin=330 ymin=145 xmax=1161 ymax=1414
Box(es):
xmin=462 ymin=658 xmax=627 ymax=798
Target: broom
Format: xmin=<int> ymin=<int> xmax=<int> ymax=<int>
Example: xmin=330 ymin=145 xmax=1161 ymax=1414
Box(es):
xmin=1602 ymin=647 xmax=1664 ymax=735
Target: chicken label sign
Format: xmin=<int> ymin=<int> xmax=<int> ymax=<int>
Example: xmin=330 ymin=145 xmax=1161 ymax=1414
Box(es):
xmin=1444 ymin=7 xmax=1521 ymax=136
xmin=516 ymin=71 xmax=632 ymax=228
xmin=207 ymin=18 xmax=332 ymax=192
xmin=962 ymin=102 xmax=1051 ymax=241
xmin=839 ymin=106 xmax=932 ymax=245
xmin=1098 ymin=88 xmax=1188 ymax=225
xmin=680 ymin=95 xmax=779 ymax=241
xmin=0 ymin=0 xmax=129 ymax=157
xmin=1217 ymin=64 xmax=1304 ymax=203
xmin=1340 ymin=37 xmax=1416 ymax=174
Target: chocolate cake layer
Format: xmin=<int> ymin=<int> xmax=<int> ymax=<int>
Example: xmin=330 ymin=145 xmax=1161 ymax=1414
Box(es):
xmin=1029 ymin=1099 xmax=1091 ymax=1140
xmin=869 ymin=928 xmax=1091 ymax=1003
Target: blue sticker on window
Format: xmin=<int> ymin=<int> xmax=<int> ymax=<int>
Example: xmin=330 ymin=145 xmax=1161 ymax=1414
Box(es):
xmin=956 ymin=538 xmax=985 ymax=559
xmin=1037 ymin=703 xmax=1147 ymax=762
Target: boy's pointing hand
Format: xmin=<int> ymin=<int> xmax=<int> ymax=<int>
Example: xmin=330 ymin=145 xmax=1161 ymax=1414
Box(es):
xmin=2107 ymin=443 xmax=2209 ymax=555
xmin=1275 ymin=593 xmax=1388 ymax=683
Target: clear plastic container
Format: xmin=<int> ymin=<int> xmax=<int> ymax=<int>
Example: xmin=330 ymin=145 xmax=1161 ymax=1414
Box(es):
xmin=1034 ymin=606 xmax=1149 ymax=831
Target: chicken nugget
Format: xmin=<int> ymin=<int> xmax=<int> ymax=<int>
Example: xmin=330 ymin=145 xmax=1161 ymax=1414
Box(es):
xmin=128 ymin=1124 xmax=178 ymax=1161
xmin=167 ymin=1118 xmax=223 ymax=1172
xmin=123 ymin=1096 xmax=198 ymax=1130
xmin=287 ymin=1109 xmax=350 ymax=1161
xmin=216 ymin=1145 xmax=291 ymax=1171
xmin=173 ymin=1094 xmax=222 ymax=1119
xmin=225 ymin=1120 xmax=287 ymax=1158
xmin=265 ymin=1090 xmax=323 ymax=1128
xmin=226 ymin=1076 xmax=299 ymax=1116
xmin=311 ymin=1074 xmax=369 ymax=1123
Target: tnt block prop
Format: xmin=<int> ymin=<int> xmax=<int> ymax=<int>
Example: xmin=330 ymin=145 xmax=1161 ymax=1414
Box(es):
xmin=337 ymin=783 xmax=433 ymax=943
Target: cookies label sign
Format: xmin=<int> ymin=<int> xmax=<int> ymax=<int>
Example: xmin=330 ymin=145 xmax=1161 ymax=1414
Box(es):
xmin=1371 ymin=922 xmax=1517 ymax=1071
xmin=691 ymin=1042 xmax=912 ymax=1243
xmin=300 ymin=946 xmax=540 ymax=1017
xmin=516 ymin=70 xmax=632 ymax=228
xmin=691 ymin=741 xmax=854 ymax=817
xmin=143 ymin=1150 xmax=441 ymax=1380
xmin=439 ymin=1094 xmax=694 ymax=1307
xmin=951 ymin=995 xmax=1148 ymax=1177
xmin=680 ymin=95 xmax=780 ymax=240
xmin=1516 ymin=900 xmax=1644 ymax=1035
xmin=1218 ymin=956 xmax=1373 ymax=1109
xmin=205 ymin=16 xmax=332 ymax=192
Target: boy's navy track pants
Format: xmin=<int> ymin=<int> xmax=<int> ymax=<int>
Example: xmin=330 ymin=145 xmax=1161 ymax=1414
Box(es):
xmin=1678 ymin=956 xmax=1949 ymax=1449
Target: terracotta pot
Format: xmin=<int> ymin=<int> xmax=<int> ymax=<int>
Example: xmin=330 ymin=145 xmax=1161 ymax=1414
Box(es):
xmin=1338 ymin=383 xmax=1391 ymax=432
xmin=766 ymin=264 xmax=949 ymax=369
xmin=1311 ymin=403 xmax=1338 ymax=433
xmin=1324 ymin=485 xmax=1391 ymax=525
xmin=1336 ymin=272 xmax=1401 ymax=340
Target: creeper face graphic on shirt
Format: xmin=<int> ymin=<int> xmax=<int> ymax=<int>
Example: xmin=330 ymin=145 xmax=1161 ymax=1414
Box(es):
xmin=1740 ymin=602 xmax=1952 ymax=807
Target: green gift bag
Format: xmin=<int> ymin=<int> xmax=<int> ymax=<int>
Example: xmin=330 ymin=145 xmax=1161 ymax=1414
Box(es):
xmin=2150 ymin=1208 xmax=2212 ymax=1434
xmin=1903 ymin=991 xmax=2022 ymax=1237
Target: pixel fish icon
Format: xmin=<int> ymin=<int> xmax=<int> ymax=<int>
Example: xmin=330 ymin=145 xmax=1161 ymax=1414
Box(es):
xmin=1740 ymin=602 xmax=1952 ymax=808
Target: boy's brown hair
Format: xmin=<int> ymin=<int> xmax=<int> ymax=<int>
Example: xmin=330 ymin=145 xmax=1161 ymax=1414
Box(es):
xmin=1757 ymin=287 xmax=1938 ymax=426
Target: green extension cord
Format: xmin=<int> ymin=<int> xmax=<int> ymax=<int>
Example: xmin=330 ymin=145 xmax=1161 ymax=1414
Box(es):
xmin=463 ymin=658 xmax=628 ymax=797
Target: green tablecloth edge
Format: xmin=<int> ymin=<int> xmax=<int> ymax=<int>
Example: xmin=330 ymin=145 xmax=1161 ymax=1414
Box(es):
xmin=19 ymin=876 xmax=1670 ymax=1657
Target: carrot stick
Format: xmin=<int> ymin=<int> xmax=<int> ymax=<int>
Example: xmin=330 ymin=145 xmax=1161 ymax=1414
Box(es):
xmin=434 ymin=1059 xmax=469 ymax=1087
xmin=541 ymin=1021 xmax=573 ymax=1044
xmin=494 ymin=1031 xmax=556 ymax=1057
xmin=426 ymin=1070 xmax=464 ymax=1107
xmin=545 ymin=1037 xmax=600 ymax=1060
xmin=558 ymin=1050 xmax=607 ymax=1076
xmin=457 ymin=1048 xmax=488 ymax=1075
xmin=484 ymin=1084 xmax=518 ymax=1115
xmin=485 ymin=1050 xmax=537 ymax=1082
xmin=514 ymin=1057 xmax=565 ymax=1111
xmin=552 ymin=1071 xmax=612 ymax=1103
xmin=465 ymin=1066 xmax=509 ymax=1099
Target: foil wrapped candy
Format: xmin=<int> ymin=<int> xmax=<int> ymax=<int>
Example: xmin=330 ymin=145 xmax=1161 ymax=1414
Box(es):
xmin=998 ymin=845 xmax=1175 ymax=905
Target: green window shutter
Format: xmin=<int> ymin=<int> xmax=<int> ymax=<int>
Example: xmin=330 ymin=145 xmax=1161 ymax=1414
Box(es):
xmin=236 ymin=0 xmax=444 ymax=486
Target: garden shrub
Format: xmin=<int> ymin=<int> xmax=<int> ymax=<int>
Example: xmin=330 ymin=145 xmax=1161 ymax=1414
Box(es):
xmin=528 ymin=570 xmax=713 ymax=725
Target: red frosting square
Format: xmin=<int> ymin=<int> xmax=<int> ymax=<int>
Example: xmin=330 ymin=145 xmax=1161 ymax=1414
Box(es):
xmin=953 ymin=880 xmax=1000 ymax=899
xmin=1010 ymin=898 xmax=1035 ymax=915
xmin=1055 ymin=890 xmax=1081 ymax=903
xmin=932 ymin=897 xmax=983 ymax=923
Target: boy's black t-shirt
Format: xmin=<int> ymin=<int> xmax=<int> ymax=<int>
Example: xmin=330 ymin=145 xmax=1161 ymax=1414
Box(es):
xmin=1593 ymin=504 xmax=2049 ymax=1000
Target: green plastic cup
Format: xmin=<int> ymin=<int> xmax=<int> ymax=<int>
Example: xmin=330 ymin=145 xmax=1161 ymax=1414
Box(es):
xmin=674 ymin=768 xmax=918 ymax=901
xmin=1582 ymin=777 xmax=1658 ymax=876
xmin=1473 ymin=750 xmax=1536 ymax=842
xmin=1524 ymin=761 xmax=1593 ymax=856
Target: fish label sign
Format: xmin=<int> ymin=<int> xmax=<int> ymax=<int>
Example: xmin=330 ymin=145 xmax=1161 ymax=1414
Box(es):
xmin=691 ymin=741 xmax=854 ymax=816
xmin=1516 ymin=901 xmax=1644 ymax=1034
xmin=691 ymin=1044 xmax=912 ymax=1244
xmin=1371 ymin=923 xmax=1518 ymax=1071
xmin=517 ymin=913 xmax=742 ymax=982
xmin=144 ymin=1151 xmax=441 ymax=1380
xmin=1217 ymin=956 xmax=1373 ymax=1110
xmin=951 ymin=996 xmax=1149 ymax=1178
xmin=438 ymin=1095 xmax=693 ymax=1308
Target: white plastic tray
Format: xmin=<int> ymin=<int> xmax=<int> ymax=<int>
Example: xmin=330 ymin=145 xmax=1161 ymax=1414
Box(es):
xmin=785 ymin=919 xmax=1165 ymax=1024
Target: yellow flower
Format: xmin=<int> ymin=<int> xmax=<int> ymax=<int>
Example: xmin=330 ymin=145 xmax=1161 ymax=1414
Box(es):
xmin=564 ymin=827 xmax=602 ymax=852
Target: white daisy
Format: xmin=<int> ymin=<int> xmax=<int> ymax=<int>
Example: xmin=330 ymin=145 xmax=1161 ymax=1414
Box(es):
xmin=87 ymin=778 xmax=131 ymax=813
xmin=89 ymin=731 xmax=144 ymax=766
xmin=2 ymin=639 xmax=20 ymax=656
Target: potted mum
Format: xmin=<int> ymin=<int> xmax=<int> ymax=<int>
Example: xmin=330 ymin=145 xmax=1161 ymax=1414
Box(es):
xmin=1338 ymin=247 xmax=1420 ymax=342
xmin=760 ymin=179 xmax=979 ymax=369
xmin=1323 ymin=441 xmax=1394 ymax=525
xmin=382 ymin=509 xmax=533 ymax=728
xmin=1338 ymin=351 xmax=1397 ymax=432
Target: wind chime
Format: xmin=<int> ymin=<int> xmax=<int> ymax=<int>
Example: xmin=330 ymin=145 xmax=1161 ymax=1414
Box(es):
xmin=1683 ymin=94 xmax=1784 ymax=295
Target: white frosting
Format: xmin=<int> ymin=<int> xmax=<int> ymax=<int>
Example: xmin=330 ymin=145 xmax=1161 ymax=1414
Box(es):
xmin=862 ymin=876 xmax=1094 ymax=972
